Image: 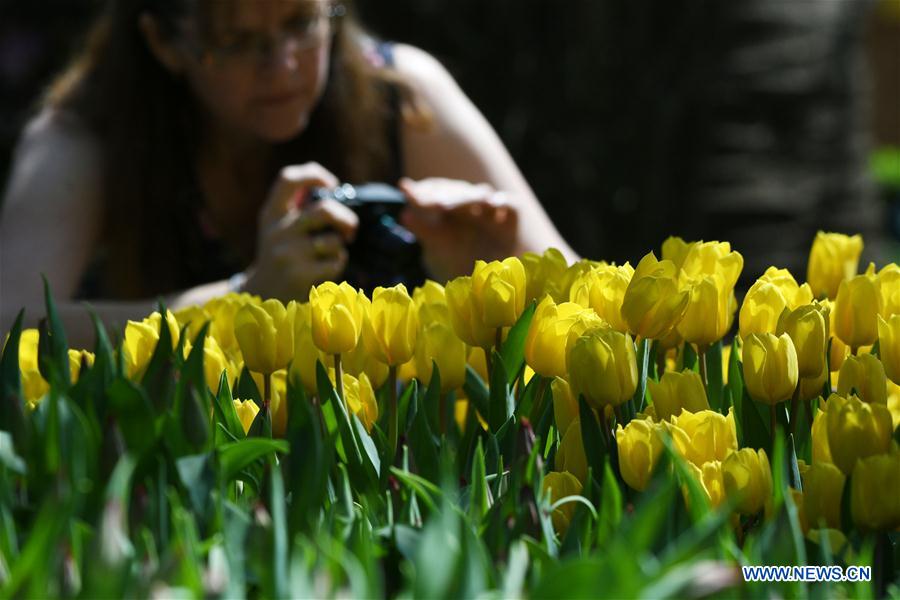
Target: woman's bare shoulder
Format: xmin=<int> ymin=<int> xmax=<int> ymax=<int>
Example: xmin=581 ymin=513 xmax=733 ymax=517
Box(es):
xmin=4 ymin=108 xmax=103 ymax=212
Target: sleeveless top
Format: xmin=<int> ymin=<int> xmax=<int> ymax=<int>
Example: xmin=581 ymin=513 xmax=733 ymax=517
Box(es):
xmin=78 ymin=41 xmax=426 ymax=299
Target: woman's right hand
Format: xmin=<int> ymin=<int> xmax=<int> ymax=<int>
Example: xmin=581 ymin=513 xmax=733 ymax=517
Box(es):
xmin=242 ymin=163 xmax=358 ymax=301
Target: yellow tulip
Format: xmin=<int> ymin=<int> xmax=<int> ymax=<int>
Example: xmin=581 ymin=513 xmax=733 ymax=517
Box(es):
xmin=445 ymin=277 xmax=495 ymax=348
xmin=362 ymin=284 xmax=418 ymax=366
xmin=269 ymin=369 xmax=289 ymax=437
xmin=556 ymin=259 xmax=605 ymax=305
xmin=678 ymin=272 xmax=739 ymax=348
xmin=647 ymin=370 xmax=709 ymax=421
xmin=542 ymin=471 xmax=583 ymax=536
xmin=234 ymin=299 xmax=295 ymax=375
xmin=521 ymin=248 xmax=569 ymax=304
xmin=742 ymin=333 xmax=799 ymax=405
xmin=616 ymin=418 xmax=667 ymax=491
xmin=671 ymin=409 xmax=738 ymax=466
xmin=821 ymin=299 xmax=850 ymax=372
xmin=548 ymin=379 xmax=579 ymax=446
xmin=833 ymin=269 xmax=880 ymax=349
xmin=836 ymin=353 xmax=887 ymax=405
xmin=556 ymin=419 xmax=588 ymax=484
xmin=204 ymin=292 xmax=259 ymax=357
xmin=414 ymin=322 xmax=467 ymax=392
xmin=524 ymin=296 xmax=606 ymax=379
xmin=470 ymin=258 xmax=527 ymax=329
xmin=802 ymin=462 xmax=845 ymax=530
xmin=67 ymin=349 xmax=94 ymax=384
xmin=758 ymin=267 xmax=815 ymax=309
xmin=811 ymin=408 xmax=833 ymax=465
xmin=309 ymin=282 xmax=368 ymax=355
xmin=567 ymin=328 xmax=638 ymax=411
xmin=684 ymin=460 xmax=727 ymax=509
xmin=878 ymin=315 xmax=900 ymax=385
xmin=806 ymin=231 xmax=864 ymax=300
xmin=776 ymin=303 xmax=828 ymax=379
xmin=123 ymin=310 xmax=180 ymax=380
xmin=850 ymin=450 xmax=900 ymax=531
xmin=621 ymin=252 xmax=690 ymax=340
xmin=661 ymin=236 xmax=694 ymax=272
xmin=202 ymin=336 xmax=234 ymax=394
xmin=739 ymin=280 xmax=789 ymax=339
xmin=806 ymin=529 xmax=848 ymax=554
xmin=232 ymin=399 xmax=260 ymax=435
xmin=798 ymin=364 xmax=828 ymax=403
xmin=679 ymin=241 xmax=743 ymax=287
xmin=290 ymin=303 xmax=326 ymax=394
xmin=413 ymin=280 xmax=450 ymax=324
xmin=889 ymin=380 xmax=900 ymax=430
xmin=825 ymin=393 xmax=893 ymax=474
xmin=343 ymin=372 xmax=379 ymax=432
xmin=723 ymin=448 xmax=773 ymax=516
xmin=568 ymin=263 xmax=634 ymax=332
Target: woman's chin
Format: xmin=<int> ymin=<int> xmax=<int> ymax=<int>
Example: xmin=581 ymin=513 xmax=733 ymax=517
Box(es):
xmin=253 ymin=112 xmax=310 ymax=143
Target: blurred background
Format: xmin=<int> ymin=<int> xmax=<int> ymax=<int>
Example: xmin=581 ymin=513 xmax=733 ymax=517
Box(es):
xmin=1 ymin=0 xmax=899 ymax=283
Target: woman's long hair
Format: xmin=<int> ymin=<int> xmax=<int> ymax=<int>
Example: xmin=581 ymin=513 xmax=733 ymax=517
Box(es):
xmin=45 ymin=0 xmax=406 ymax=298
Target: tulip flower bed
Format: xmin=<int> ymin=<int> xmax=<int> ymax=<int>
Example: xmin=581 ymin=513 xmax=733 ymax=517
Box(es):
xmin=1 ymin=232 xmax=899 ymax=598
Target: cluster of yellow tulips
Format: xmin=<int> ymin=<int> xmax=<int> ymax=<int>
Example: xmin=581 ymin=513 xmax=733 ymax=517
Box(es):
xmin=9 ymin=231 xmax=900 ymax=545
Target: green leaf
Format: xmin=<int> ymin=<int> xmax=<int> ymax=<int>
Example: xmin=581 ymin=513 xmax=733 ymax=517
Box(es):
xmin=0 ymin=310 xmax=28 ymax=450
xmin=631 ymin=337 xmax=651 ymax=417
xmin=468 ymin=437 xmax=490 ymax=524
xmin=37 ymin=275 xmax=70 ymax=387
xmin=235 ymin=365 xmax=262 ymax=407
xmin=107 ymin=378 xmax=157 ymax=457
xmin=500 ymin=301 xmax=536 ymax=386
xmin=175 ymin=453 xmax=215 ymax=518
xmin=0 ymin=431 xmax=25 ymax=475
xmin=578 ymin=395 xmax=607 ymax=486
xmin=488 ymin=350 xmax=514 ymax=431
xmin=213 ymin=372 xmax=245 ymax=442
xmin=140 ymin=301 xmax=177 ymax=409
xmin=269 ymin=464 xmax=289 ymax=599
xmin=285 ymin=373 xmax=331 ymax=535
xmin=705 ymin=341 xmax=724 ymax=412
xmin=596 ymin=459 xmax=623 ymax=546
xmin=219 ymin=438 xmax=289 ymax=482
xmin=463 ymin=365 xmax=490 ymax=422
xmin=408 ymin=394 xmax=439 ymax=482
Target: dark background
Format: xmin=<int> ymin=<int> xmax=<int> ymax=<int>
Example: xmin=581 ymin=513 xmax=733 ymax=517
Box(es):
xmin=2 ymin=0 xmax=899 ymax=280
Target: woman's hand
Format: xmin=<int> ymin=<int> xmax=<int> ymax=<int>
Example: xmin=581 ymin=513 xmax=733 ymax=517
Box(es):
xmin=399 ymin=177 xmax=519 ymax=280
xmin=243 ymin=163 xmax=357 ymax=301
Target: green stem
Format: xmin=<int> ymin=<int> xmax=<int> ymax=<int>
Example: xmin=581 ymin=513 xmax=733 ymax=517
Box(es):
xmin=770 ymin=403 xmax=777 ymax=440
xmin=439 ymin=392 xmax=447 ymax=436
xmin=495 ymin=327 xmax=504 ymax=354
xmin=698 ymin=345 xmax=709 ymax=391
xmin=484 ymin=346 xmax=493 ymax=381
xmin=529 ymin=377 xmax=550 ymax=422
xmin=388 ymin=365 xmax=399 ymax=460
xmin=334 ymin=353 xmax=344 ymax=401
xmin=789 ymin=384 xmax=802 ymax=436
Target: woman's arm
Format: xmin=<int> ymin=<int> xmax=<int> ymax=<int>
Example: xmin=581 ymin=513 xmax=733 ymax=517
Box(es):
xmin=0 ymin=111 xmax=234 ymax=347
xmin=392 ymin=44 xmax=579 ymax=265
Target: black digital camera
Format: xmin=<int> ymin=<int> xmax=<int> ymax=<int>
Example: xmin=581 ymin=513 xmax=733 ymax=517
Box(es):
xmin=308 ymin=183 xmax=427 ymax=291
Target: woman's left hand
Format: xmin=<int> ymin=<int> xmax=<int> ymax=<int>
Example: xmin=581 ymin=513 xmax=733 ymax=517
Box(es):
xmin=398 ymin=177 xmax=519 ymax=281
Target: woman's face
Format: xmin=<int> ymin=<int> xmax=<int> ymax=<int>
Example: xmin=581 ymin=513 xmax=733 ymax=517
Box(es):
xmin=178 ymin=0 xmax=333 ymax=144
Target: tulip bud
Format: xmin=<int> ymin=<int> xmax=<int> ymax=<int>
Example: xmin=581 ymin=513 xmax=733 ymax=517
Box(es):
xmin=233 ymin=399 xmax=260 ymax=435
xmin=801 ymin=462 xmax=845 ymax=530
xmin=309 ymin=282 xmax=368 ymax=355
xmin=290 ymin=303 xmax=327 ymax=394
xmin=568 ymin=263 xmax=634 ymax=332
xmin=343 ymin=372 xmax=379 ymax=432
xmin=806 ymin=231 xmax=864 ymax=300
xmin=836 ymin=353 xmax=887 ymax=405
xmin=739 ymin=280 xmax=789 ymax=340
xmin=555 ymin=419 xmax=588 ymax=484
xmin=234 ymin=299 xmax=295 ymax=375
xmin=811 ymin=408 xmax=833 ymax=465
xmin=683 ymin=460 xmax=727 ymax=509
xmin=661 ymin=236 xmax=694 ymax=272
xmin=621 ymin=252 xmax=690 ymax=340
xmin=414 ymin=322 xmax=467 ymax=393
xmin=616 ymin=419 xmax=669 ymax=491
xmin=542 ymin=471 xmax=583 ymax=536
xmin=850 ymin=450 xmax=900 ymax=531
xmin=567 ymin=328 xmax=638 ymax=410
xmin=877 ymin=263 xmax=900 ymax=318
xmin=742 ymin=333 xmax=799 ymax=405
xmin=798 ymin=364 xmax=828 ymax=403
xmin=833 ymin=270 xmax=880 ymax=349
xmin=445 ymin=276 xmax=495 ymax=348
xmin=521 ymin=248 xmax=569 ymax=304
xmin=412 ymin=280 xmax=450 ymax=323
xmin=551 ymin=377 xmax=579 ymax=439
xmin=670 ymin=408 xmax=738 ymax=467
xmin=821 ymin=299 xmax=850 ymax=372
xmin=723 ymin=448 xmax=773 ymax=516
xmin=647 ymin=370 xmax=709 ymax=421
xmin=123 ymin=310 xmax=181 ymax=380
xmin=269 ymin=369 xmax=289 ymax=437
xmin=758 ymin=267 xmax=815 ymax=309
xmin=204 ymin=292 xmax=258 ymax=356
xmin=677 ymin=273 xmax=738 ymax=347
xmin=825 ymin=393 xmax=893 ymax=474
xmin=470 ymin=258 xmax=527 ymax=329
xmin=525 ymin=296 xmax=606 ymax=379
xmin=343 ymin=323 xmax=390 ymax=389
xmin=202 ymin=336 xmax=234 ymax=394
xmin=776 ymin=303 xmax=828 ymax=379
xmin=878 ymin=315 xmax=900 ymax=385
xmin=362 ymin=284 xmax=418 ymax=366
